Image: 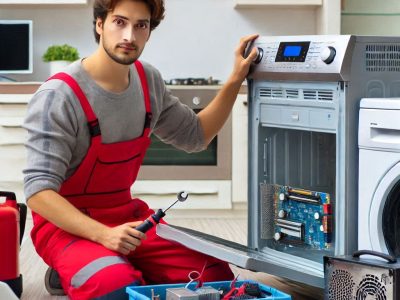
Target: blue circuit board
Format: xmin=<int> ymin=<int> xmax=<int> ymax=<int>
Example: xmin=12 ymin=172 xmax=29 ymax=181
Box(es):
xmin=273 ymin=185 xmax=332 ymax=250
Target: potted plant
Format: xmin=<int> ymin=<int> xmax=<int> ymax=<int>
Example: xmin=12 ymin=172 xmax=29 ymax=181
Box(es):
xmin=43 ymin=44 xmax=80 ymax=75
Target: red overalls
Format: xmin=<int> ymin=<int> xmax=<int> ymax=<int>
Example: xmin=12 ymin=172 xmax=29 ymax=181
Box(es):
xmin=30 ymin=61 xmax=233 ymax=300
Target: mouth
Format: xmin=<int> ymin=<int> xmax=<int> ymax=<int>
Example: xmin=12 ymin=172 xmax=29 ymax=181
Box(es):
xmin=117 ymin=44 xmax=137 ymax=51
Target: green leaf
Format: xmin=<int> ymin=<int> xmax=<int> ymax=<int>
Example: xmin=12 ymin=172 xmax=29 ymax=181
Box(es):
xmin=42 ymin=44 xmax=80 ymax=62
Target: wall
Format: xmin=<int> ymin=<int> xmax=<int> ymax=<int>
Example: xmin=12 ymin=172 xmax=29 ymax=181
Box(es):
xmin=341 ymin=0 xmax=400 ymax=35
xmin=342 ymin=15 xmax=400 ymax=35
xmin=0 ymin=4 xmax=93 ymax=82
xmin=1 ymin=0 xmax=320 ymax=82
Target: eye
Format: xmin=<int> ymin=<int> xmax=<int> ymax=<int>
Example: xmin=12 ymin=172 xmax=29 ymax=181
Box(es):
xmin=114 ymin=18 xmax=126 ymax=26
xmin=135 ymin=22 xmax=149 ymax=30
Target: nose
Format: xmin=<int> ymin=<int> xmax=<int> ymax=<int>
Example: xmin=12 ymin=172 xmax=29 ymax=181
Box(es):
xmin=123 ymin=26 xmax=136 ymax=42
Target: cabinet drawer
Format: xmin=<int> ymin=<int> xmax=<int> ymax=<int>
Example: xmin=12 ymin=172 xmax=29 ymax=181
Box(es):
xmin=0 ymin=117 xmax=26 ymax=145
xmin=0 ymin=145 xmax=26 ymax=181
xmin=0 ymin=104 xmax=28 ymax=118
xmin=0 ymin=94 xmax=30 ymax=118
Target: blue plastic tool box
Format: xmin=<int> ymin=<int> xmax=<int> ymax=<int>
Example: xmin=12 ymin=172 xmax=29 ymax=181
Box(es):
xmin=126 ymin=280 xmax=292 ymax=300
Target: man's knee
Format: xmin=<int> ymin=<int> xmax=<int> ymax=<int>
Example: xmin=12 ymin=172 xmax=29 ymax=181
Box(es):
xmin=92 ymin=280 xmax=141 ymax=300
xmin=66 ymin=258 xmax=143 ymax=299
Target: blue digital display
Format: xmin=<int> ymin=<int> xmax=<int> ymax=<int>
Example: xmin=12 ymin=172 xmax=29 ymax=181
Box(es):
xmin=283 ymin=46 xmax=302 ymax=57
xmin=276 ymin=41 xmax=309 ymax=62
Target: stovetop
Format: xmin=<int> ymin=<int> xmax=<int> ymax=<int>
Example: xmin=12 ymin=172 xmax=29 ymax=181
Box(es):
xmin=165 ymin=77 xmax=220 ymax=86
xmin=165 ymin=78 xmax=221 ymax=106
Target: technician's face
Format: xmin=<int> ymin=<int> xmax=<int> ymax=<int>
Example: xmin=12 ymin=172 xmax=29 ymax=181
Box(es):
xmin=97 ymin=0 xmax=151 ymax=65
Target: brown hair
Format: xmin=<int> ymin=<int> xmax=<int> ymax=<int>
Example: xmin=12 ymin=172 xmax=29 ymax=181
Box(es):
xmin=93 ymin=0 xmax=165 ymax=43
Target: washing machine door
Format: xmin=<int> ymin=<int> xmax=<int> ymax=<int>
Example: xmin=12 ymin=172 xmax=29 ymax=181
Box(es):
xmin=370 ymin=162 xmax=400 ymax=256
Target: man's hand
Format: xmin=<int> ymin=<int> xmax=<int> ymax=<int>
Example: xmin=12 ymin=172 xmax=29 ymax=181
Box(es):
xmin=28 ymin=190 xmax=149 ymax=256
xmin=98 ymin=221 xmax=147 ymax=255
xmin=228 ymin=34 xmax=259 ymax=85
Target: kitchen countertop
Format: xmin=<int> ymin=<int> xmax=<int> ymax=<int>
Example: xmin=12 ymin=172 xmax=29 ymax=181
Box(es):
xmin=0 ymin=81 xmax=249 ymax=95
xmin=167 ymin=84 xmax=248 ymax=94
xmin=239 ymin=84 xmax=248 ymax=94
xmin=0 ymin=82 xmax=41 ymax=94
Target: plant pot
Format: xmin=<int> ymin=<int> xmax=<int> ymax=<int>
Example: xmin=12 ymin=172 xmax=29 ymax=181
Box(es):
xmin=48 ymin=60 xmax=70 ymax=76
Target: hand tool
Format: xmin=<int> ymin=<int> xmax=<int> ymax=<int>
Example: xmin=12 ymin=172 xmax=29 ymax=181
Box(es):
xmin=135 ymin=191 xmax=188 ymax=233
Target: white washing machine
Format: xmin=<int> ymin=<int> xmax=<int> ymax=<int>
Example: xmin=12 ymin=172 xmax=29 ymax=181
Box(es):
xmin=359 ymin=98 xmax=400 ymax=256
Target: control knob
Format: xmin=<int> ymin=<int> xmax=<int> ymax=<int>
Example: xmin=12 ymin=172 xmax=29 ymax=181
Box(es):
xmin=320 ymin=46 xmax=336 ymax=64
xmin=253 ymin=47 xmax=264 ymax=64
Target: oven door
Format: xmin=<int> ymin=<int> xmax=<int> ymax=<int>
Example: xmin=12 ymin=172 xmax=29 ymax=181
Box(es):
xmin=156 ymin=224 xmax=324 ymax=288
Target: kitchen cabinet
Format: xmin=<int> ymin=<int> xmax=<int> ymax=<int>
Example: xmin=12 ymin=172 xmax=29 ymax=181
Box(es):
xmin=0 ymin=83 xmax=236 ymax=208
xmin=232 ymin=94 xmax=248 ymax=204
xmin=342 ymin=0 xmax=400 ymax=15
xmin=0 ymin=0 xmax=87 ymax=4
xmin=0 ymin=92 xmax=32 ymax=203
xmin=234 ymin=0 xmax=322 ymax=8
xmin=234 ymin=0 xmax=340 ymax=35
xmin=132 ymin=180 xmax=232 ymax=210
xmin=341 ymin=0 xmax=400 ymax=35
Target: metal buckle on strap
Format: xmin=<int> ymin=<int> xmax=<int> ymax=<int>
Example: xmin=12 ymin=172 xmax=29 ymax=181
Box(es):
xmin=144 ymin=112 xmax=152 ymax=128
xmin=88 ymin=119 xmax=101 ymax=137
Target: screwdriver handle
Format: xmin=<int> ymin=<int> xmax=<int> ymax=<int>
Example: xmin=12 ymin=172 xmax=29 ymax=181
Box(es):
xmin=135 ymin=209 xmax=166 ymax=233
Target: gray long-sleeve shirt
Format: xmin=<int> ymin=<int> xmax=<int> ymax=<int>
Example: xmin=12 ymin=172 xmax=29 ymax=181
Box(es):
xmin=23 ymin=60 xmax=205 ymax=200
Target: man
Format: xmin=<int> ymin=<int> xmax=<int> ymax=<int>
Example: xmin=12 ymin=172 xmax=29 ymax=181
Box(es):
xmin=23 ymin=0 xmax=259 ymax=299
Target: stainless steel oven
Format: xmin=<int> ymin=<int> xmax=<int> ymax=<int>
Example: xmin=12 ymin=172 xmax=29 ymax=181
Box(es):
xmin=133 ymin=84 xmax=233 ymax=210
xmin=156 ymin=35 xmax=400 ymax=288
xmin=138 ymin=85 xmax=231 ymax=180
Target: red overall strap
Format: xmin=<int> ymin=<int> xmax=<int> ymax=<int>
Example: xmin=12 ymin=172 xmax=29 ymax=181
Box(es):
xmin=134 ymin=61 xmax=152 ymax=137
xmin=48 ymin=73 xmax=97 ymax=123
xmin=48 ymin=72 xmax=101 ymax=138
xmin=49 ymin=62 xmax=151 ymax=137
xmin=134 ymin=61 xmax=151 ymax=113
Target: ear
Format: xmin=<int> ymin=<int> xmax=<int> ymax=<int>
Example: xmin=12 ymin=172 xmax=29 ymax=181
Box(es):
xmin=96 ymin=18 xmax=103 ymax=36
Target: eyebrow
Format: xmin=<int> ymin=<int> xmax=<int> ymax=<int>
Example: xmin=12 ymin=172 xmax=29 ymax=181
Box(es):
xmin=112 ymin=14 xmax=150 ymax=23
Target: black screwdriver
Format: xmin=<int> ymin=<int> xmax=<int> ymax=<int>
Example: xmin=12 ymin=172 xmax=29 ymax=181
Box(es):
xmin=135 ymin=191 xmax=189 ymax=233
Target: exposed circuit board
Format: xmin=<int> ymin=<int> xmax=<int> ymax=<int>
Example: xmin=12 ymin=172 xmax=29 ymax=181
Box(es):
xmin=273 ymin=185 xmax=332 ymax=250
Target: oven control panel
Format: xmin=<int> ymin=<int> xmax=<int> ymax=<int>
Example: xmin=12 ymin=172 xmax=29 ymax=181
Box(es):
xmin=248 ymin=35 xmax=354 ymax=76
